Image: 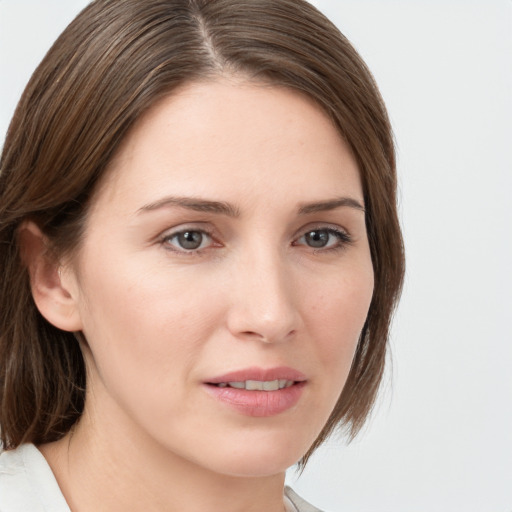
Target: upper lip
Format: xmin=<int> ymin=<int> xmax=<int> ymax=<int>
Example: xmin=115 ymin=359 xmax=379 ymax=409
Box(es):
xmin=206 ymin=366 xmax=307 ymax=384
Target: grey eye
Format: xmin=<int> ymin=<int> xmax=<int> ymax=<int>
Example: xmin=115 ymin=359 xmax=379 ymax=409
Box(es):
xmin=161 ymin=227 xmax=216 ymax=254
xmin=176 ymin=231 xmax=204 ymax=250
xmin=304 ymin=230 xmax=330 ymax=248
xmin=295 ymin=228 xmax=350 ymax=250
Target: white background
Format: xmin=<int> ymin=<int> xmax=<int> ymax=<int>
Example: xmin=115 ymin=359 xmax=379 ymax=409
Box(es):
xmin=1 ymin=1 xmax=511 ymax=511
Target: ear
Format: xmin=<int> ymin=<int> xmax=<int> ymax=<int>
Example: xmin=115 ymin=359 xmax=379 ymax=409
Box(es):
xmin=18 ymin=221 xmax=83 ymax=332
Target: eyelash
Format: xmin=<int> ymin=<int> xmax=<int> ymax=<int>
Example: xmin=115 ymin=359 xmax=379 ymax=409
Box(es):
xmin=292 ymin=227 xmax=352 ymax=253
xmin=159 ymin=226 xmax=352 ymax=255
xmin=159 ymin=227 xmax=217 ymax=255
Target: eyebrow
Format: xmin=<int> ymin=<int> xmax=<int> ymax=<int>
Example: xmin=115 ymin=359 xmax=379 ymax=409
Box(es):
xmin=137 ymin=195 xmax=364 ymax=217
xmin=298 ymin=197 xmax=365 ymax=214
xmin=137 ymin=196 xmax=240 ymax=217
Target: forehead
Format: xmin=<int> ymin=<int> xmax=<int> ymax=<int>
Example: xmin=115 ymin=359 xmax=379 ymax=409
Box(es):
xmin=91 ymin=79 xmax=362 ymax=214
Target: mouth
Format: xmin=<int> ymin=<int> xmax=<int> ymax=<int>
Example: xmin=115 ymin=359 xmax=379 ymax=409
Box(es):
xmin=203 ymin=367 xmax=306 ymax=417
xmin=208 ymin=379 xmax=296 ymax=391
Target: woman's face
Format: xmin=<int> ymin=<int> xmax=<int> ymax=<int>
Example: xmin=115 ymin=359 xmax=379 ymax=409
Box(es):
xmin=65 ymin=80 xmax=374 ymax=477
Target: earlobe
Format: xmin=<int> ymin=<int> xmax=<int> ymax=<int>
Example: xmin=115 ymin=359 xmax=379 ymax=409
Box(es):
xmin=18 ymin=221 xmax=83 ymax=332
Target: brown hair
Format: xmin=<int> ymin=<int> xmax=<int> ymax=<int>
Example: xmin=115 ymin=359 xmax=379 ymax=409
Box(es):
xmin=0 ymin=0 xmax=404 ymax=462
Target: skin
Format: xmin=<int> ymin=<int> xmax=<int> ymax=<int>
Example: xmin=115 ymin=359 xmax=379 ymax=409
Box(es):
xmin=29 ymin=79 xmax=374 ymax=512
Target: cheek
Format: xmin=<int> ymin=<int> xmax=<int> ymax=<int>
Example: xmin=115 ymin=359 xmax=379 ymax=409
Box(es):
xmin=306 ymin=262 xmax=374 ymax=380
xmin=75 ymin=259 xmax=221 ymax=396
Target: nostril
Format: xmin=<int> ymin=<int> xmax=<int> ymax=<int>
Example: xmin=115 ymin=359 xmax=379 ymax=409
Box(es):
xmin=239 ymin=329 xmax=296 ymax=344
xmin=226 ymin=291 xmax=300 ymax=343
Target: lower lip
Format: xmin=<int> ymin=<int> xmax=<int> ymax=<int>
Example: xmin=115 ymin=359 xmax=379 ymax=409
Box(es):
xmin=203 ymin=382 xmax=306 ymax=417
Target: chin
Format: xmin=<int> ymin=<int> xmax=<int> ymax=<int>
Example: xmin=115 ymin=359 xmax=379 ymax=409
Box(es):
xmin=211 ymin=453 xmax=300 ymax=478
xmin=188 ymin=429 xmax=312 ymax=478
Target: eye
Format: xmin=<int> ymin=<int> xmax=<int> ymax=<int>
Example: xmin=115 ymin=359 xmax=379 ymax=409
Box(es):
xmin=162 ymin=229 xmax=213 ymax=252
xmin=295 ymin=228 xmax=351 ymax=250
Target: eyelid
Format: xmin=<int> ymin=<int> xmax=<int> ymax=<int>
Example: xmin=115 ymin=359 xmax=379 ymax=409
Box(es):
xmin=156 ymin=222 xmax=353 ymax=255
xmin=158 ymin=224 xmax=219 ymax=254
xmin=292 ymin=223 xmax=353 ymax=251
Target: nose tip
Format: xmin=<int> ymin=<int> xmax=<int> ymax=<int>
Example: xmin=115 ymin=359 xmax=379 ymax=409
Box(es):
xmin=226 ymin=260 xmax=300 ymax=344
xmin=229 ymin=309 xmax=298 ymax=345
xmin=236 ymin=316 xmax=297 ymax=345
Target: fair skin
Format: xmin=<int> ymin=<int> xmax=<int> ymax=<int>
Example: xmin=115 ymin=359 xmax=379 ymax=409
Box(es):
xmin=25 ymin=79 xmax=374 ymax=512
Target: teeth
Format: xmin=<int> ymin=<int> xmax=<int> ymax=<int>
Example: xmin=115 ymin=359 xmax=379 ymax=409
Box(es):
xmin=246 ymin=380 xmax=263 ymax=390
xmin=219 ymin=380 xmax=295 ymax=391
xmin=263 ymin=380 xmax=279 ymax=391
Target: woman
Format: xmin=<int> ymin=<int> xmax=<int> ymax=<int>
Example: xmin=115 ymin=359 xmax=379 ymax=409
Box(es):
xmin=0 ymin=0 xmax=404 ymax=510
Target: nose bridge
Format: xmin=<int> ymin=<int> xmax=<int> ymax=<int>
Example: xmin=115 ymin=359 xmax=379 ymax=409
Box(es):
xmin=227 ymin=241 xmax=299 ymax=343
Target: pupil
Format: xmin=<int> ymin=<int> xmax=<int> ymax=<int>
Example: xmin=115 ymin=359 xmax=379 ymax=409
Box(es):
xmin=306 ymin=230 xmax=328 ymax=248
xmin=178 ymin=231 xmax=203 ymax=250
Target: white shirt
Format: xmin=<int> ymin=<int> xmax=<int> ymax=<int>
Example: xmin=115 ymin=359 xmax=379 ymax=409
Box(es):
xmin=0 ymin=444 xmax=321 ymax=511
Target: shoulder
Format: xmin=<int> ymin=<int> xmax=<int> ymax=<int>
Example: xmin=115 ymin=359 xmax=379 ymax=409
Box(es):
xmin=0 ymin=444 xmax=70 ymax=512
xmin=0 ymin=444 xmax=36 ymax=511
xmin=285 ymin=486 xmax=325 ymax=512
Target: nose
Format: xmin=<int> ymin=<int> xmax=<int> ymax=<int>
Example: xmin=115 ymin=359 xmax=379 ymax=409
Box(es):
xmin=225 ymin=247 xmax=300 ymax=344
